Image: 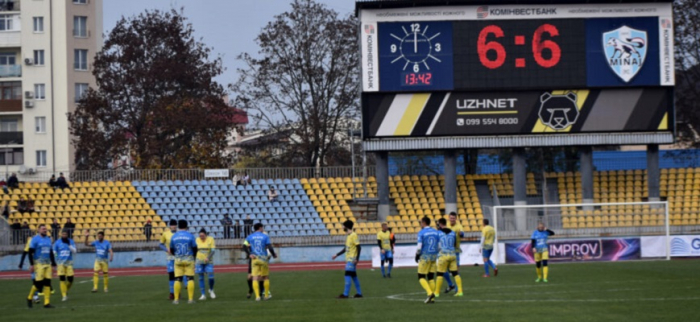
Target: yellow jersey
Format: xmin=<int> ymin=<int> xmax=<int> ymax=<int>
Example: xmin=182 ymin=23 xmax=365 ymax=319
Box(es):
xmin=482 ymin=225 xmax=495 ymax=250
xmin=377 ymin=230 xmax=392 ymax=251
xmin=345 ymin=232 xmax=360 ymax=260
xmin=447 ymin=221 xmax=463 ymax=253
xmin=196 ymin=236 xmax=216 ymax=262
xmin=160 ymin=229 xmax=175 ymax=260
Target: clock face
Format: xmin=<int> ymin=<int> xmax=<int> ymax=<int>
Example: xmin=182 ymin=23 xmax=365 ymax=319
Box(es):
xmin=378 ymin=21 xmax=454 ymax=91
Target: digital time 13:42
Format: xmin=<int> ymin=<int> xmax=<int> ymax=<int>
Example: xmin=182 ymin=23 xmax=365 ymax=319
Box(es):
xmin=478 ymin=24 xmax=561 ymax=69
xmin=387 ymin=23 xmax=444 ymax=86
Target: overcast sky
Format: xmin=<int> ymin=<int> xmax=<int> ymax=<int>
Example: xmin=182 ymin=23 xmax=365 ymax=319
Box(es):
xmin=103 ymin=0 xmax=356 ymax=90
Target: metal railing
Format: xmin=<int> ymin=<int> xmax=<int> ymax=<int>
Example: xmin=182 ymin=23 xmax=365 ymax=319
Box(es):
xmin=13 ymin=166 xmax=377 ymax=183
xmin=0 ymin=65 xmax=21 ymax=78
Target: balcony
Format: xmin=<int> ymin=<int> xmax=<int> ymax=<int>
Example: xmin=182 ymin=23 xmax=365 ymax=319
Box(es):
xmin=0 ymin=1 xmax=19 ymax=12
xmin=0 ymin=64 xmax=19 ymax=78
xmin=0 ymin=99 xmax=20 ymax=112
xmin=0 ymin=131 xmax=22 ymax=145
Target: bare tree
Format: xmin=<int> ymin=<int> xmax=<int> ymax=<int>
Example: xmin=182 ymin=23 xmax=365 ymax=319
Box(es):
xmin=231 ymin=0 xmax=360 ymax=168
xmin=674 ymin=0 xmax=700 ymax=146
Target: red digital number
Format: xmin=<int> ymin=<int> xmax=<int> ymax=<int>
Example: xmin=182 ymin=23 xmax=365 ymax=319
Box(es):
xmin=532 ymin=24 xmax=561 ymax=68
xmin=424 ymin=73 xmax=432 ymax=85
xmin=477 ymin=25 xmax=506 ymax=69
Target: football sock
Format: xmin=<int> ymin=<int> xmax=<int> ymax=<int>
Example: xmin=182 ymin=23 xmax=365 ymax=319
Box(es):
xmin=187 ymin=278 xmax=195 ymax=300
xmin=543 ymin=267 xmax=549 ymax=280
xmin=419 ymin=278 xmax=432 ymax=296
xmin=198 ymin=274 xmax=206 ymax=295
xmin=388 ymin=259 xmax=393 ymax=275
xmin=169 ymin=280 xmax=175 ymax=293
xmin=380 ymin=264 xmax=385 ymax=276
xmin=27 ymin=285 xmax=37 ymax=300
xmin=484 ymin=263 xmax=490 ymax=275
xmin=208 ymin=275 xmax=215 ymax=291
xmin=264 ymin=280 xmax=270 ymax=296
xmin=67 ymin=276 xmax=73 ymax=292
xmin=247 ymin=279 xmax=253 ymax=293
xmin=351 ymin=276 xmax=362 ymax=295
xmin=174 ymin=281 xmax=182 ymax=300
xmin=104 ymin=273 xmax=109 ymax=289
xmin=429 ymin=279 xmax=436 ymax=293
xmin=252 ymin=279 xmax=261 ymax=299
xmin=455 ymin=275 xmax=463 ymax=294
xmin=536 ymin=267 xmax=542 ymax=278
xmin=443 ymin=272 xmax=454 ymax=287
xmin=60 ymin=281 xmax=67 ymax=297
xmin=343 ymin=276 xmax=352 ymax=296
xmin=43 ymin=286 xmax=51 ymax=305
xmin=93 ymin=272 xmax=99 ymax=289
xmin=259 ymin=281 xmax=265 ymax=295
xmin=489 ymin=260 xmax=497 ymax=270
xmin=435 ymin=276 xmax=444 ymax=294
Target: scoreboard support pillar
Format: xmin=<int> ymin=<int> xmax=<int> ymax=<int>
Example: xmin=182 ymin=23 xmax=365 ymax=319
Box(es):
xmin=580 ymin=146 xmax=594 ymax=206
xmin=376 ymin=151 xmax=390 ymax=222
xmin=444 ymin=150 xmax=458 ymax=215
xmin=647 ymin=144 xmax=661 ymax=201
xmin=513 ymin=148 xmax=527 ymax=231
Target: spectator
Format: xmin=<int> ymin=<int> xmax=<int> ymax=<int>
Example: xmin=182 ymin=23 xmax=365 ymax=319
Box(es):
xmin=64 ymin=218 xmax=76 ymax=239
xmin=143 ymin=220 xmax=153 ymax=241
xmin=222 ymin=214 xmax=233 ymax=239
xmin=20 ymin=221 xmax=30 ymax=242
xmin=233 ymin=173 xmax=241 ymax=187
xmin=7 ymin=173 xmax=18 ymax=189
xmin=56 ymin=173 xmax=71 ymax=190
xmin=48 ymin=175 xmax=58 ymax=189
xmin=243 ymin=172 xmax=250 ymax=186
xmin=243 ymin=215 xmax=254 ymax=238
xmin=26 ymin=198 xmax=35 ymax=213
xmin=0 ymin=177 xmax=6 ymax=194
xmin=268 ymin=186 xmax=279 ymax=202
xmin=18 ymin=196 xmax=27 ymax=213
xmin=1 ymin=201 xmax=9 ymax=220
xmin=234 ymin=220 xmax=242 ymax=239
xmin=10 ymin=219 xmax=21 ymax=244
xmin=50 ymin=218 xmax=61 ymax=241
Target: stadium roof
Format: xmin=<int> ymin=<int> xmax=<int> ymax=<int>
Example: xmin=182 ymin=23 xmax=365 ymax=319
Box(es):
xmin=356 ymin=0 xmax=673 ymax=13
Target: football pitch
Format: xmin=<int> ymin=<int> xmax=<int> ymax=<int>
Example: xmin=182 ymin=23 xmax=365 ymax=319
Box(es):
xmin=1 ymin=260 xmax=698 ymax=322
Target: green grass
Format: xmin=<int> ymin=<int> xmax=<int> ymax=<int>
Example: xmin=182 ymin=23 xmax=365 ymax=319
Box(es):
xmin=2 ymin=260 xmax=699 ymax=322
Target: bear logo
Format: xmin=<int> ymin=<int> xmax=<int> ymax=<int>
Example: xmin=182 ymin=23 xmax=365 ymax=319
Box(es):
xmin=538 ymin=92 xmax=579 ymax=130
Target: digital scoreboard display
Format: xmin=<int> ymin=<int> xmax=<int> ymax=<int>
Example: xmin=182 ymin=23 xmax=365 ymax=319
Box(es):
xmin=361 ymin=3 xmax=675 ymax=93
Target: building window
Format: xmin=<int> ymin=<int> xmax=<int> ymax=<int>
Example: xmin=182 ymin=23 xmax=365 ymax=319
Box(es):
xmin=73 ymin=16 xmax=87 ymax=37
xmin=35 ymin=117 xmax=46 ymax=133
xmin=0 ymin=149 xmax=23 ymax=166
xmin=0 ymin=14 xmax=13 ymax=31
xmin=33 ymin=17 xmax=44 ymax=33
xmin=34 ymin=84 xmax=45 ymax=100
xmin=0 ymin=82 xmax=20 ymax=100
xmin=74 ymin=49 xmax=88 ymax=70
xmin=0 ymin=119 xmax=18 ymax=132
xmin=75 ymin=83 xmax=88 ymax=102
xmin=73 ymin=0 xmax=88 ymax=4
xmin=36 ymin=150 xmax=47 ymax=167
xmin=0 ymin=53 xmax=15 ymax=66
xmin=33 ymin=50 xmax=45 ymax=66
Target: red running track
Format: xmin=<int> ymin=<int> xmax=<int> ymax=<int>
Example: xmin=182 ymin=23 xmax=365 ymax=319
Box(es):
xmin=0 ymin=261 xmax=373 ymax=280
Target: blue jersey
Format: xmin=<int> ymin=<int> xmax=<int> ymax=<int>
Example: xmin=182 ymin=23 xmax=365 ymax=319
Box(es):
xmin=417 ymin=227 xmax=439 ymax=256
xmin=52 ymin=239 xmax=76 ymax=265
xmin=170 ymin=231 xmax=197 ymax=263
xmin=29 ymin=235 xmax=53 ymax=265
xmin=438 ymin=229 xmax=457 ymax=255
xmin=91 ymin=239 xmax=112 ymax=262
xmin=531 ymin=229 xmax=552 ymax=252
xmin=245 ymin=232 xmax=271 ymax=260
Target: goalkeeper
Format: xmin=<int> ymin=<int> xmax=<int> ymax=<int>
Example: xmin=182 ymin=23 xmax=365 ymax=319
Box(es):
xmin=531 ymin=222 xmax=554 ymax=283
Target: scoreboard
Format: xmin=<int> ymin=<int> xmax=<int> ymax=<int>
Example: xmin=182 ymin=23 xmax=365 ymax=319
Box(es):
xmin=359 ymin=1 xmax=675 ymax=145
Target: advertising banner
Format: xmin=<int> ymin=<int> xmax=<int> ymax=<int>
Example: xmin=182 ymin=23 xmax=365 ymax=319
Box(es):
xmin=371 ymin=243 xmax=505 ymax=268
xmin=204 ymin=169 xmax=229 ymax=178
xmin=505 ymin=238 xmax=641 ymax=264
xmin=641 ymin=235 xmax=700 ymax=258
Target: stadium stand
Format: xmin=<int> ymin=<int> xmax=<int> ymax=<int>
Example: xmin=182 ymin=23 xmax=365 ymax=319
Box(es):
xmin=301 ymin=177 xmax=376 ymax=236
xmin=5 ymin=181 xmax=165 ymax=242
xmin=134 ymin=179 xmax=329 ymax=238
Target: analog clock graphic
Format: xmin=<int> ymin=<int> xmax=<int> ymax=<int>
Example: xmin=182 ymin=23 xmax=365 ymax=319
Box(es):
xmin=389 ymin=23 xmax=443 ymax=73
xmin=378 ymin=21 xmax=454 ymax=91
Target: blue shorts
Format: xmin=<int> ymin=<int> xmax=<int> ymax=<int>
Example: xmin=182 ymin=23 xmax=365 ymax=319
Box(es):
xmin=167 ymin=260 xmax=175 ymax=273
xmin=31 ymin=272 xmax=35 ymax=280
xmin=345 ymin=260 xmax=357 ymax=272
xmin=195 ymin=263 xmax=214 ymax=274
xmin=380 ymin=250 xmax=393 ymax=261
xmin=483 ymin=248 xmax=493 ymax=259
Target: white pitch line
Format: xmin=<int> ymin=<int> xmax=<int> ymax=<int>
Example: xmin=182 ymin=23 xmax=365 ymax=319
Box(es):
xmin=78 ymin=276 xmax=116 ymax=284
xmin=386 ymin=292 xmax=700 ymax=303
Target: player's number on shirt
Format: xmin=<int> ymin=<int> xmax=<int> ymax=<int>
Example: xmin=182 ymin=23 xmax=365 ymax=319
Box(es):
xmin=175 ymin=243 xmax=189 ymax=255
xmin=253 ymin=240 xmax=264 ymax=254
xmin=427 ymin=238 xmax=437 ymax=252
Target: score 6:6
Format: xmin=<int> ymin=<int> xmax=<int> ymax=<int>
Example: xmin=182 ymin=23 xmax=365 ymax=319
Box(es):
xmin=477 ymin=24 xmax=561 ymax=69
